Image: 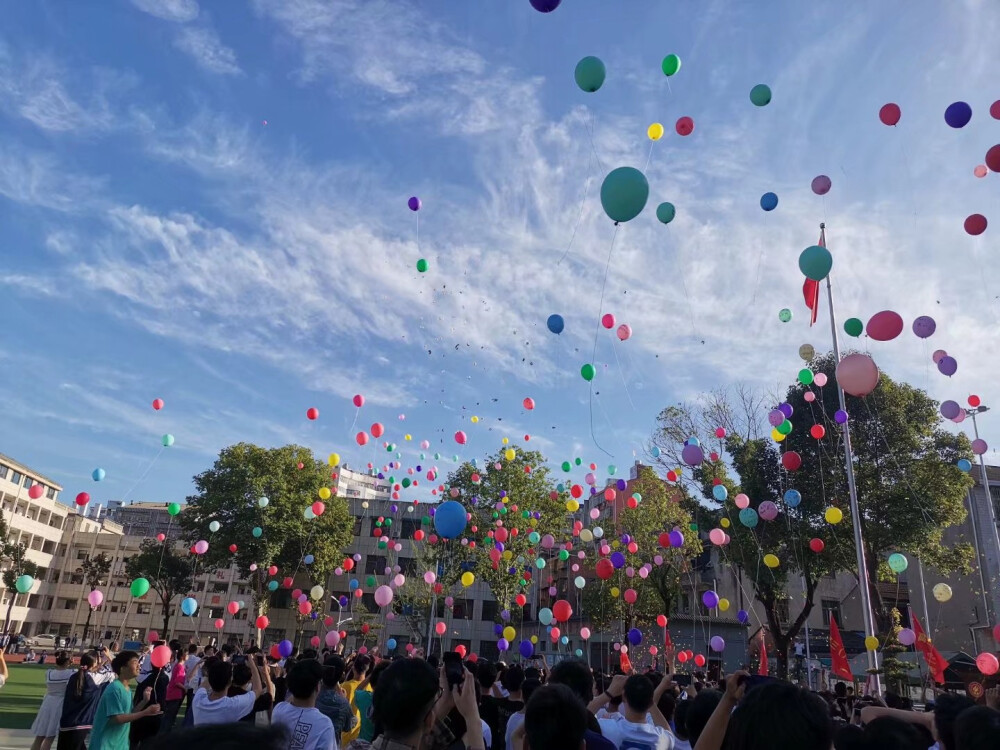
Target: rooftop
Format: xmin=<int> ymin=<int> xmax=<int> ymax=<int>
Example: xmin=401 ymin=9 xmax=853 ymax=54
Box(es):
xmin=0 ymin=451 xmax=63 ymax=491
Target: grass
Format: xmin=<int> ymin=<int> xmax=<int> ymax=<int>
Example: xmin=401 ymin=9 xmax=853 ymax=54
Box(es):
xmin=0 ymin=663 xmax=47 ymax=729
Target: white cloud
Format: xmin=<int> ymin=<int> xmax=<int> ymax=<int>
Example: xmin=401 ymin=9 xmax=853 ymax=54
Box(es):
xmin=129 ymin=0 xmax=200 ymax=23
xmin=0 ymin=146 xmax=107 ymax=211
xmin=174 ymin=26 xmax=242 ymax=75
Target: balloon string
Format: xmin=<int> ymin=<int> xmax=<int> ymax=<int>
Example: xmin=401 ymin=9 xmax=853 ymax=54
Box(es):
xmin=611 ymin=338 xmax=636 ymax=411
xmin=588 ymin=225 xmax=620 ymax=458
xmin=119 ymin=446 xmax=166 ymax=504
xmin=558 ymin=113 xmax=598 ymax=267
xmin=642 ymin=140 xmax=655 ymax=173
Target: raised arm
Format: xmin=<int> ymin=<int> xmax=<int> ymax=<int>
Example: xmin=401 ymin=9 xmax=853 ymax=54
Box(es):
xmin=694 ymin=672 xmax=746 ymax=750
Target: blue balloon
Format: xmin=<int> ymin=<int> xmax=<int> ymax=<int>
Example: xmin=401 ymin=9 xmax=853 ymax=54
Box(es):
xmin=181 ymin=597 xmax=198 ymax=616
xmin=651 ymin=446 xmax=661 ymax=458
xmin=958 ymin=458 xmax=972 ymax=472
xmin=350 ymin=579 xmax=359 ymax=590
xmin=547 ymin=314 xmax=565 ymax=334
xmin=783 ymin=489 xmax=802 ymax=507
xmin=575 ymin=648 xmax=583 ymax=657
xmin=339 ymin=596 xmax=349 ymax=607
xmin=712 ymin=485 xmax=728 ymax=501
xmin=386 ymin=638 xmax=397 ymax=650
xmin=560 ymin=635 xmax=569 ymax=645
xmin=519 ymin=639 xmax=534 ymax=658
xmin=686 ymin=436 xmax=700 ymax=447
xmin=944 ymin=101 xmax=972 ymax=129
xmin=760 ymin=192 xmax=778 ymax=211
xmin=267 ymin=580 xmax=278 ymax=591
xmin=737 ymin=609 xmax=750 ymax=624
xmin=278 ymin=639 xmax=294 ymax=658
xmin=539 ymin=607 xmax=553 ymax=625
xmin=304 ymin=554 xmax=315 ymax=565
xmin=610 ymin=551 xmax=626 ymax=569
xmin=434 ymin=500 xmax=468 ymax=539
xmin=739 ymin=508 xmax=759 ymax=528
xmin=92 ymin=468 xmax=106 ymax=482
xmin=628 ymin=628 xmax=642 ymax=645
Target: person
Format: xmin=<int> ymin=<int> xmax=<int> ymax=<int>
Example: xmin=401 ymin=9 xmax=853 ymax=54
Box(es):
xmin=341 ymin=654 xmax=371 ymax=747
xmin=954 ymin=705 xmax=1000 ymax=750
xmin=523 ymin=683 xmax=588 ymax=750
xmin=144 ymin=723 xmax=288 ymax=750
xmin=88 ymin=650 xmax=162 ymax=750
xmin=592 ymin=674 xmax=677 ymax=749
xmin=684 ymin=689 xmax=722 ymax=748
xmin=860 ymin=692 xmax=976 ymax=750
xmin=192 ymin=654 xmax=264 ymax=725
xmin=160 ymin=648 xmax=187 ymax=733
xmin=58 ymin=649 xmax=115 ymax=750
xmin=672 ymin=701 xmax=692 ymax=750
xmin=548 ymin=659 xmax=615 ymax=750
xmin=271 ymin=659 xmax=336 ymax=750
xmin=317 ymin=656 xmax=358 ymax=738
xmin=483 ymin=664 xmax=524 ymax=750
xmin=505 ymin=678 xmax=540 ymax=750
xmin=0 ymin=648 xmax=7 ymax=689
xmin=131 ymin=655 xmax=170 ymax=748
xmin=30 ymin=651 xmax=76 ymax=750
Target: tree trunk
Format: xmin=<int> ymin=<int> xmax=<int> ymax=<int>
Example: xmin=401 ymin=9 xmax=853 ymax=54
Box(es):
xmin=161 ymin=598 xmax=171 ymax=641
xmin=83 ymin=607 xmax=94 ymax=646
xmin=773 ymin=637 xmax=789 ymax=680
xmin=2 ymin=597 xmax=14 ymax=637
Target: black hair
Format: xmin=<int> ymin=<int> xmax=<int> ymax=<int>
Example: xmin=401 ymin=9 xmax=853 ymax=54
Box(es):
xmin=933 ymin=693 xmax=976 ymax=750
xmin=622 ymin=674 xmax=654 ymax=713
xmin=287 ymin=659 xmax=324 ymax=700
xmin=427 ymin=655 xmax=439 ymax=669
xmin=954 ymin=705 xmax=1000 ymax=750
xmin=723 ymin=682 xmax=833 ymax=750
xmin=353 ymin=654 xmax=372 ymax=676
xmin=232 ymin=663 xmax=252 ymax=687
xmin=55 ymin=650 xmax=71 ymax=667
xmin=367 ymin=660 xmax=390 ymax=690
xmin=111 ymin=650 xmax=140 ymax=675
xmin=524 ymin=684 xmax=587 ymax=750
xmin=673 ymin=701 xmax=691 ymax=741
xmin=657 ymin=691 xmax=676 ymax=723
xmin=548 ymin=659 xmax=593 ymax=705
xmin=322 ymin=655 xmax=346 ymax=687
xmin=74 ymin=652 xmax=97 ymax=697
xmin=501 ymin=664 xmax=524 ymax=693
xmin=834 ymin=681 xmax=847 ymax=698
xmin=207 ymin=660 xmax=234 ymax=692
xmin=372 ymin=658 xmax=439 ymax=737
xmin=476 ymin=660 xmax=497 ymax=691
xmin=143 ymin=723 xmax=287 ymax=750
xmin=220 ymin=644 xmax=234 ymax=657
xmin=521 ymin=677 xmax=542 ymax=705
xmin=860 ymin=716 xmax=926 ymax=750
xmin=524 ymin=666 xmax=541 ymax=682
xmin=833 ymin=723 xmax=865 ymax=750
xmin=686 ymin=688 xmax=722 ymax=745
xmin=300 ymin=649 xmax=318 ymax=660
xmin=188 ymin=644 xmax=199 ymax=654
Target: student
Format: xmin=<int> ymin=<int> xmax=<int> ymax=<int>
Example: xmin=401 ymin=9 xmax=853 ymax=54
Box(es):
xmin=0 ymin=648 xmax=7 ymax=689
xmin=88 ymin=651 xmax=162 ymax=750
xmin=486 ymin=664 xmax=525 ymax=750
xmin=192 ymin=655 xmax=265 ymax=725
xmin=505 ymin=677 xmax=541 ymax=750
xmin=31 ymin=651 xmax=75 ymax=750
xmin=547 ymin=660 xmax=616 ymax=750
xmin=593 ymin=674 xmax=677 ymax=749
xmin=341 ymin=655 xmax=371 ymax=747
xmin=58 ymin=650 xmax=115 ymax=750
xmin=160 ymin=648 xmax=187 ymax=733
xmin=954 ymin=705 xmax=1000 ymax=750
xmin=317 ymin=656 xmax=357 ymax=738
xmin=523 ymin=684 xmax=588 ymax=750
xmin=271 ymin=660 xmax=336 ymax=750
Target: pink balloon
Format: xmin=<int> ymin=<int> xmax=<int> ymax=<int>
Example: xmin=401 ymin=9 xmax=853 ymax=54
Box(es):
xmin=977 ymin=652 xmax=999 ymax=675
xmin=974 ymin=164 xmax=988 ymax=178
xmin=374 ymin=585 xmax=394 ymax=607
xmin=194 ymin=540 xmax=209 ymax=555
xmin=897 ymin=628 xmax=916 ymax=646
xmin=813 ymin=373 xmax=828 ymax=387
xmin=325 ymin=630 xmax=341 ymax=648
xmin=151 ymin=644 xmax=172 ymax=668
xmin=836 ymin=353 xmax=880 ymax=397
xmin=214 ymin=618 xmax=224 ymax=630
xmin=310 ymin=636 xmax=321 ymax=648
xmin=972 ymin=439 xmax=988 ymax=455
xmin=88 ymin=590 xmax=104 ymax=608
xmin=616 ymin=324 xmax=632 ymax=341
xmin=866 ymin=311 xmax=904 ymax=341
xmin=804 ymin=391 xmax=816 ymax=403
xmin=932 ymin=349 xmax=948 ymax=364
xmin=454 ymin=431 xmax=467 ymax=445
xmin=601 ymin=313 xmax=616 ymax=329
xmin=811 ymin=175 xmax=832 ymax=195
xmin=709 ymin=528 xmax=725 ymax=545
xmin=734 ymin=493 xmax=750 ymax=509
xmin=352 ymin=394 xmax=365 ymax=408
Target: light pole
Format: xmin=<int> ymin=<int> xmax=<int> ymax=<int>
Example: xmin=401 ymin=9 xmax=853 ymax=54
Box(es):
xmin=965 ymin=405 xmax=1000 ymax=632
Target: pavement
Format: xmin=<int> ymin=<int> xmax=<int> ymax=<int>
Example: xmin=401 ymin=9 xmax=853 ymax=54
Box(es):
xmin=0 ymin=729 xmax=32 ymax=750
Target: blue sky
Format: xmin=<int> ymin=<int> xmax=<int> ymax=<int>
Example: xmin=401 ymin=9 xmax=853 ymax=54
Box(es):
xmin=1 ymin=0 xmax=998 ymax=506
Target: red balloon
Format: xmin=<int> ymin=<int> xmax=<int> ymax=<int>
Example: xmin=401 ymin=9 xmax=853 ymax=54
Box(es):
xmin=656 ymin=614 xmax=667 ymax=627
xmin=515 ymin=593 xmax=527 ymax=607
xmin=601 ymin=313 xmax=615 ymax=329
xmin=352 ymin=394 xmax=365 ymax=408
xmin=987 ymin=145 xmax=1000 ymax=173
xmin=866 ymin=310 xmax=904 ymax=341
xmin=552 ymin=599 xmax=573 ymax=622
xmin=969 ymin=395 xmax=982 ymax=408
xmin=666 ymin=471 xmax=678 ymax=482
xmin=810 ymin=424 xmax=826 ymax=440
xmin=282 ymin=577 xmax=293 ymax=588
xmin=371 ymin=423 xmax=384 ymax=438
xmin=455 ymin=644 xmax=467 ymax=658
xmin=356 ymin=431 xmax=369 ymax=446
xmin=809 ymin=538 xmax=825 ymax=553
xmin=413 ymin=529 xmax=425 ymax=541
xmin=596 ymin=558 xmax=614 ymax=580
xmin=229 ymin=544 xmax=237 ymax=553
xmin=454 ymin=431 xmax=467 ymax=445
xmin=658 ymin=532 xmax=672 ymax=548
xmin=991 ymin=101 xmax=1000 ymax=120
xmin=306 ymin=407 xmax=319 ymax=420
xmin=75 ymin=492 xmax=90 ymax=506
xmin=677 ymin=652 xmax=689 ymax=663
xmin=467 ymin=652 xmax=478 ymax=663
xmin=964 ymin=214 xmax=988 ymax=236
xmin=781 ymin=451 xmax=802 ymax=471
xmin=343 ymin=558 xmax=354 ymax=571
xmin=28 ymin=484 xmax=43 ymax=499
xmin=675 ymin=116 xmax=694 ymax=136
xmin=694 ymin=654 xmax=706 ymax=667
xmin=152 ymin=398 xmax=164 ymax=411
xmin=256 ymin=615 xmax=269 ymax=629
xmin=523 ymin=397 xmax=535 ymax=410
xmin=571 ymin=484 xmax=583 ymax=499
xmin=879 ymin=103 xmax=901 ymax=126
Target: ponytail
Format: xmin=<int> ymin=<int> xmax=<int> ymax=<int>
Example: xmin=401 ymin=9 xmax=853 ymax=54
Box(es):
xmin=75 ymin=653 xmax=96 ymax=697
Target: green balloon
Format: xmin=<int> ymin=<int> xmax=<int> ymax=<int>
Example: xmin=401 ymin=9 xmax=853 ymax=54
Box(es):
xmin=130 ymin=577 xmax=150 ymax=597
xmin=561 ymin=461 xmax=571 ymax=472
xmin=799 ymin=245 xmax=832 ymax=281
xmin=416 ymin=258 xmax=428 ymax=273
xmin=161 ymin=434 xmax=174 ymax=447
xmin=575 ymin=457 xmax=582 ymax=466
xmin=661 ymin=54 xmax=681 ymax=76
xmin=252 ymin=526 xmax=262 ymax=537
xmin=366 ymin=575 xmax=376 ymax=587
xmin=689 ymin=523 xmax=698 ymax=532
xmin=574 ymin=56 xmax=606 ymax=92
xmin=15 ymin=574 xmax=33 ymax=594
xmin=749 ymin=84 xmax=772 ymax=106
xmin=422 ymin=516 xmax=431 ymax=525
xmin=779 ymin=308 xmax=792 ymax=323
xmin=600 ymin=167 xmax=649 ymax=223
xmin=528 ymin=531 xmax=540 ymax=544
xmin=777 ymin=419 xmax=793 ymax=435
xmin=887 ymin=552 xmax=908 ymax=574
xmin=656 ymin=202 xmax=676 ymax=224
xmin=535 ymin=557 xmax=546 ymax=569
xmin=401 ymin=478 xmax=411 ymax=488
xmin=607 ymin=464 xmax=617 ymax=476
xmin=167 ymin=502 xmax=181 ymax=516
xmin=844 ymin=318 xmax=863 ymax=337
xmin=558 ymin=549 xmax=570 ymax=561
xmin=798 ymin=368 xmax=815 ymax=385
xmin=581 ymin=363 xmax=596 ymax=381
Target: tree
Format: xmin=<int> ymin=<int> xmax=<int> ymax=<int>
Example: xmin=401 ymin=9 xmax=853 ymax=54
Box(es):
xmin=79 ymin=552 xmax=112 ymax=644
xmin=125 ymin=542 xmax=194 ymax=639
xmin=391 ymin=544 xmax=437 ymax=646
xmin=879 ymin=608 xmax=915 ymax=693
xmin=651 ymin=355 xmax=974 ymax=677
xmin=181 ymin=443 xmax=354 ymax=624
xmin=2 ymin=539 xmax=39 ymax=636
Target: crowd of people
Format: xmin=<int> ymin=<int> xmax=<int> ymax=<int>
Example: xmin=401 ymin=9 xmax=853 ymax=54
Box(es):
xmin=3 ymin=639 xmax=999 ymax=750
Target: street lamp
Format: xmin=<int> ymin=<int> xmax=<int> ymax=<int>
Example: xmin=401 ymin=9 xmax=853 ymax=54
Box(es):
xmin=963 ymin=405 xmax=1000 ymax=634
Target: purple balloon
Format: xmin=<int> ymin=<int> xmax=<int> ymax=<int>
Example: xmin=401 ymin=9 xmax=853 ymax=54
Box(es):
xmin=758 ymin=501 xmax=779 ymax=521
xmin=710 ymin=635 xmax=726 ymax=652
xmin=407 ymin=196 xmax=421 ymax=211
xmin=940 ymin=400 xmax=961 ymax=420
xmin=519 ymin=639 xmax=534 ymax=658
xmin=681 ymin=444 xmax=704 ymax=466
xmin=912 ymin=316 xmax=936 ymax=339
xmin=768 ymin=409 xmax=785 ymax=427
xmin=737 ymin=609 xmax=750 ymax=624
xmin=779 ymin=403 xmax=794 ymax=418
xmin=529 ymin=0 xmax=561 ymax=10
xmin=501 ymin=609 xmax=511 ymax=621
xmin=834 ymin=410 xmax=848 ymax=424
xmin=494 ymin=624 xmax=503 ymax=636
xmin=811 ymin=175 xmax=832 ymax=195
xmin=616 ymin=479 xmax=627 ymax=491
xmin=621 ymin=534 xmax=632 ymax=545
xmin=497 ymin=638 xmax=509 ymax=651
xmin=702 ymin=590 xmax=719 ymax=609
xmin=669 ymin=529 xmax=685 ymax=548
xmin=628 ymin=628 xmax=642 ymax=645
xmin=278 ymin=639 xmax=294 ymax=657
xmin=611 ymin=551 xmax=626 ymax=569
xmin=972 ymin=438 xmax=988 ymax=455
xmin=938 ymin=356 xmax=957 ymax=376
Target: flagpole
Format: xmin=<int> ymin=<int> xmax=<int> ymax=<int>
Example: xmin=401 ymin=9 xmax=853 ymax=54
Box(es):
xmin=821 ymin=223 xmax=882 ymax=693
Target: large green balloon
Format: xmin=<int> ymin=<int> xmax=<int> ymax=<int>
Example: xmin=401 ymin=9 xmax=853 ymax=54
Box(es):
xmin=799 ymin=245 xmax=832 ymax=281
xmin=844 ymin=318 xmax=863 ymax=337
xmin=777 ymin=419 xmax=793 ymax=435
xmin=574 ymin=56 xmax=606 ymax=93
xmin=130 ymin=577 xmax=151 ymax=597
xmin=798 ymin=368 xmax=815 ymax=385
xmin=778 ymin=308 xmax=792 ymax=323
xmin=656 ymin=202 xmax=676 ymax=224
xmin=167 ymin=502 xmax=181 ymax=516
xmin=581 ymin=363 xmax=596 ymax=381
xmin=887 ymin=552 xmax=908 ymax=574
xmin=15 ymin=574 xmax=33 ymax=594
xmin=750 ymin=84 xmax=772 ymax=106
xmin=661 ymin=54 xmax=681 ymax=76
xmin=600 ymin=167 xmax=649 ymax=223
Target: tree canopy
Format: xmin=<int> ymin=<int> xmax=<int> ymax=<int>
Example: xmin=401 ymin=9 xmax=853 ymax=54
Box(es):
xmin=125 ymin=541 xmax=194 ymax=638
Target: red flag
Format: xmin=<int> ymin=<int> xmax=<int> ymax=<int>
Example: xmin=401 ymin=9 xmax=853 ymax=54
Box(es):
xmin=802 ymin=228 xmax=825 ymax=326
xmin=757 ymin=630 xmax=769 ymax=676
xmin=620 ymin=649 xmax=633 ymax=673
xmin=828 ymin=615 xmax=854 ymax=681
xmin=911 ymin=615 xmax=947 ymax=685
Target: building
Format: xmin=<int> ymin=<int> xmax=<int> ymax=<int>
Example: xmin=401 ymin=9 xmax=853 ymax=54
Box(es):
xmin=103 ymin=501 xmax=180 ymax=540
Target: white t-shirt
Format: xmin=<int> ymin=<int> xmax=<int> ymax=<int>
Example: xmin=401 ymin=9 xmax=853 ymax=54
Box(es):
xmin=0 ymin=673 xmax=5 ymax=689
xmin=192 ymin=687 xmax=258 ymax=725
xmin=481 ymin=719 xmax=492 ymax=748
xmin=599 ymin=716 xmax=676 ymax=750
xmin=184 ymin=656 xmax=202 ymax=690
xmin=505 ymin=711 xmax=525 ymax=750
xmin=271 ymin=701 xmax=337 ymax=750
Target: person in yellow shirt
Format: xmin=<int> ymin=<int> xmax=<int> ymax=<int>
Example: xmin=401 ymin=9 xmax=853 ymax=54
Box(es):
xmin=341 ymin=654 xmax=372 ymax=746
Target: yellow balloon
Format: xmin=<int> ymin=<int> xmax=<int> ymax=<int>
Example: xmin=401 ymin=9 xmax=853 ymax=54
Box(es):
xmin=361 ymin=501 xmax=369 ymax=509
xmin=610 ymin=587 xmax=620 ymax=598
xmin=771 ymin=428 xmax=786 ymax=442
xmin=932 ymin=583 xmax=952 ymax=602
xmin=502 ymin=550 xmax=513 ymax=560
xmin=530 ymin=635 xmax=538 ymax=644
xmin=502 ymin=437 xmax=509 ymax=445
xmin=864 ymin=635 xmax=879 ymax=651
xmin=566 ymin=499 xmax=580 ymax=512
xmin=505 ymin=448 xmax=516 ymax=461
xmin=674 ymin=468 xmax=683 ymax=476
xmin=611 ymin=540 xmax=620 ymax=549
xmin=404 ymin=434 xmax=412 ymax=441
xmin=328 ymin=452 xmax=340 ymax=467
xmin=318 ymin=487 xmax=331 ymax=500
xmin=580 ymin=528 xmax=594 ymax=542
xmin=503 ymin=626 xmax=516 ymax=641
xmin=825 ymin=507 xmax=844 ymax=524
xmin=720 ymin=517 xmax=731 ymax=528
xmin=471 ymin=416 xmax=479 ymax=423
xmin=647 ymin=122 xmax=664 ymax=141
xmin=763 ymin=554 xmax=780 ymax=568
xmin=461 ymin=571 xmax=475 ymax=587
xmin=718 ymin=598 xmax=730 ymax=612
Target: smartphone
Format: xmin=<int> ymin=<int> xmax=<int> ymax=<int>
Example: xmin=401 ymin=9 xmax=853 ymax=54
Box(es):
xmin=738 ymin=674 xmax=776 ymax=689
xmin=442 ymin=652 xmax=464 ymax=688
xmin=231 ymin=654 xmax=247 ymax=666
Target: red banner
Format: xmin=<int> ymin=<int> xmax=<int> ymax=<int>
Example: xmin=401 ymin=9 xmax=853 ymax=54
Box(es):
xmin=828 ymin=615 xmax=854 ymax=681
xmin=911 ymin=615 xmax=947 ymax=685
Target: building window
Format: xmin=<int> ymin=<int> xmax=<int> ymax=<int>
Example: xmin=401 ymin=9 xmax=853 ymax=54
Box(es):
xmin=76 ymin=549 xmax=89 ymax=560
xmin=10 ymin=471 xmax=23 ymax=486
xmin=400 ymin=519 xmax=421 ymax=538
xmin=365 ymin=556 xmax=387 ymax=575
xmin=481 ymin=600 xmax=498 ymax=622
xmin=23 ymin=478 xmax=33 ymax=490
xmin=0 ymin=465 xmax=7 ymax=479
xmin=821 ymin=599 xmax=841 ymax=627
xmin=352 ymin=518 xmax=363 ymax=536
xmin=46 ymin=487 xmax=56 ymax=499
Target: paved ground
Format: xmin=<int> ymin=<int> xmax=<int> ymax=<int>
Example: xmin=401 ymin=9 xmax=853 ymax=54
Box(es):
xmin=0 ymin=729 xmax=32 ymax=750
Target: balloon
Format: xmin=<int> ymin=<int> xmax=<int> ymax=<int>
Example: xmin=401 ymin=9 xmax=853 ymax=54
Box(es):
xmin=374 ymin=585 xmax=394 ymax=607
xmin=758 ymin=501 xmax=778 ymax=521
xmin=763 ymin=554 xmax=780 ymax=568
xmin=811 ymin=175 xmax=832 ymax=195
xmin=993 ymin=101 xmax=1000 ymax=120
xmin=975 ymin=164 xmax=988 ymax=178
xmin=616 ymin=324 xmax=632 ymax=341
xmin=252 ymin=526 xmax=262 ymax=538
xmin=737 ymin=609 xmax=750 ymax=624
xmin=306 ymin=407 xmax=319 ymax=420
xmin=836 ymin=353 xmax=879 ymax=396
xmin=434 ymin=500 xmax=467 ymax=538
xmin=130 ymin=578 xmax=150 ymax=597
xmin=161 ymin=434 xmax=174 ymax=447
xmin=255 ymin=615 xmax=269 ymax=629
xmin=940 ymin=400 xmax=961 ymax=420
xmin=530 ymin=0 xmax=561 ymax=11
xmin=675 ymin=116 xmax=694 ymax=136
xmin=834 ymin=410 xmax=848 ymax=424
xmin=972 ymin=439 xmax=988 ymax=455
xmin=866 ymin=311 xmax=904 ymax=341
xmin=601 ymin=313 xmax=616 ymax=329
xmin=461 ymin=571 xmax=475 ymax=587
xmin=227 ymin=601 xmax=240 ymax=615
xmin=844 ymin=318 xmax=863 ymax=337
xmin=964 ymin=214 xmax=988 ymax=236
xmin=739 ymin=508 xmax=758 ymax=528
xmin=879 ymin=103 xmax=901 ymax=126
xmin=958 ymin=459 xmax=973 ymax=472
xmin=749 ymin=84 xmax=772 ymax=106
xmin=278 ymin=640 xmax=294 ymax=657
xmin=865 ymin=636 xmax=879 ymax=651
xmin=661 ymin=54 xmax=681 ymax=76
xmin=547 ymin=314 xmax=565 ymax=334
xmin=784 ymin=489 xmax=801 ymax=507
xmin=408 ymin=196 xmax=421 ymax=211
xmin=312 ymin=501 xmax=326 ymax=516
xmin=759 ymin=192 xmax=778 ymax=211
xmin=416 ymin=258 xmax=429 ymax=273
xmin=647 ymin=123 xmax=664 ymax=141
xmin=181 ymin=597 xmax=198 ymax=616
xmin=887 ymin=553 xmax=908 ymax=574
xmin=778 ymin=308 xmax=792 ymax=323
xmin=799 ymin=368 xmax=815 ymax=385
xmin=944 ymin=101 xmax=972 ymax=129
xmin=712 ymin=485 xmax=728 ymax=502
xmin=523 ymin=397 xmax=535 ymax=410
xmin=600 ymin=167 xmax=649 ymax=223
xmin=581 ymin=363 xmax=596 ymax=381
xmin=896 ymin=628 xmax=915 ymax=646
xmin=91 ymin=468 xmax=106 ymax=482
xmin=694 ymin=654 xmax=706 ymax=667
xmin=656 ymin=202 xmax=676 ymax=224
xmin=14 ymin=574 xmax=33 ymax=594
xmin=781 ymin=452 xmax=802 ymax=471
xmin=87 ymin=589 xmax=104 ymax=608
xmin=353 ymin=394 xmax=365 ymax=408
xmin=681 ymin=444 xmax=704 ymax=466
xmin=815 ymin=373 xmax=828 ymax=386
xmin=152 ymin=398 xmax=164 ymax=410
xmin=209 ymin=521 xmax=220 ymax=533
xmin=27 ymin=484 xmax=43 ymax=499
xmin=734 ymin=493 xmax=750 ymax=509
xmin=574 ymin=56 xmax=606 ymax=93
xmin=799 ymin=245 xmax=833 ymax=281
xmin=976 ymin=652 xmax=999 ymax=675
xmin=988 ymin=144 xmax=1000 ymax=172
xmin=552 ymin=600 xmax=573 ymax=622
xmin=932 ymin=583 xmax=952 ymax=602
xmin=151 ymin=644 xmax=172 ymax=668
xmin=825 ymin=507 xmax=843 ymax=524
xmin=194 ymin=540 xmax=208 ymax=555
xmin=75 ymin=492 xmax=90 ymax=507
xmin=702 ymin=590 xmax=719 ymax=609
xmin=710 ymin=636 xmax=726 ymax=652
xmin=596 ymin=558 xmax=614 ymax=580
xmin=938 ymin=356 xmax=958 ymax=377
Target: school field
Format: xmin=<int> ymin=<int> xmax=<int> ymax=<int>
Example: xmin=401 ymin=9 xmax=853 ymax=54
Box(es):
xmin=0 ymin=663 xmax=46 ymax=730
